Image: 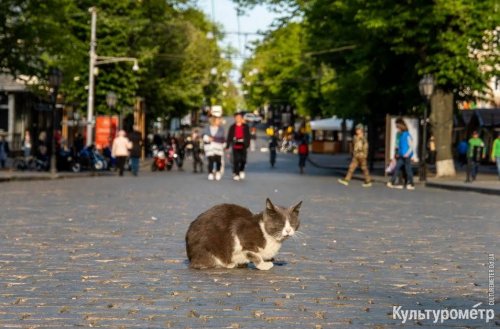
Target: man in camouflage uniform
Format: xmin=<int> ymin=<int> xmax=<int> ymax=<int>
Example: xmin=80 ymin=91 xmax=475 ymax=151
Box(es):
xmin=338 ymin=124 xmax=372 ymax=187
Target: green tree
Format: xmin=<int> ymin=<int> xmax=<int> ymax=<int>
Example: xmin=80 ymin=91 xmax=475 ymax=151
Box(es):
xmin=241 ymin=23 xmax=314 ymax=115
xmin=1 ymin=0 xmax=232 ymax=128
xmin=236 ymin=0 xmax=499 ymax=177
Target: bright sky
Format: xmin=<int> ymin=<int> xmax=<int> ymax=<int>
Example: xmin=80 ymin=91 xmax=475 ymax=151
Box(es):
xmin=196 ymin=0 xmax=278 ymax=78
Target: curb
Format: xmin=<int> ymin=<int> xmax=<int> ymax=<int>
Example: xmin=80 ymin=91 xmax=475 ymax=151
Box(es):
xmin=0 ymin=171 xmax=115 ymax=183
xmin=0 ymin=159 xmax=154 ymax=183
xmin=425 ymin=181 xmax=500 ymax=196
xmin=307 ymin=157 xmax=388 ymax=183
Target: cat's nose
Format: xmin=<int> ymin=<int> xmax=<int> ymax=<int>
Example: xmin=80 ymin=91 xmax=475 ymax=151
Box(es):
xmin=285 ymin=227 xmax=293 ymax=235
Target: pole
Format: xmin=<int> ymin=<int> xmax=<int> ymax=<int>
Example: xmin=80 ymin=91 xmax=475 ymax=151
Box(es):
xmin=420 ymin=100 xmax=429 ymax=181
xmin=50 ymin=86 xmax=59 ymax=175
xmin=86 ymin=7 xmax=97 ymax=146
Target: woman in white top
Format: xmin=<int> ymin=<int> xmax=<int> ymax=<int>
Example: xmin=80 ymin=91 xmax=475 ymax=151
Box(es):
xmin=112 ymin=130 xmax=130 ymax=176
xmin=202 ymin=116 xmax=225 ymax=181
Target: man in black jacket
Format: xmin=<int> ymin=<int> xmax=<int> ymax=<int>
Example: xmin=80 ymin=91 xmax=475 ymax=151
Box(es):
xmin=0 ymin=130 xmax=9 ymax=169
xmin=226 ymin=112 xmax=251 ymax=181
xmin=128 ymin=125 xmax=143 ymax=176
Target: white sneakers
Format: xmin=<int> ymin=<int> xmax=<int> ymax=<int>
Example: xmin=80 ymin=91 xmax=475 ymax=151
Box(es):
xmin=209 ymin=171 xmax=245 ymax=181
xmin=387 ymin=182 xmax=415 ymax=190
xmin=208 ymin=172 xmax=222 ymax=181
xmin=233 ymin=171 xmax=245 ymax=181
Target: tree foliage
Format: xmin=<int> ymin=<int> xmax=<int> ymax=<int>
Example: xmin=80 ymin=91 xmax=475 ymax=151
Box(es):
xmin=1 ymin=0 xmax=233 ymax=121
xmin=238 ymin=0 xmax=499 ymax=117
xmin=242 ymin=23 xmax=314 ymax=114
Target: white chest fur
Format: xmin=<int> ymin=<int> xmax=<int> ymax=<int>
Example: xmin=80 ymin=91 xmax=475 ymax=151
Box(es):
xmin=230 ymin=222 xmax=283 ymax=265
xmin=256 ymin=221 xmax=282 ymax=260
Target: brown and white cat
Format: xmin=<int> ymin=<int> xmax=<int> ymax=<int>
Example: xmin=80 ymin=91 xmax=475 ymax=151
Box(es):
xmin=186 ymin=198 xmax=302 ymax=270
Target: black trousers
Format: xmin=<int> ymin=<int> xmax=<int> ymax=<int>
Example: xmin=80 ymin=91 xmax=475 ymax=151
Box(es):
xmin=232 ymin=149 xmax=246 ymax=175
xmin=207 ymin=155 xmax=221 ymax=173
xmin=299 ymin=154 xmax=307 ymax=168
xmin=116 ymin=156 xmax=127 ymax=176
xmin=466 ymin=158 xmax=479 ymax=182
xmin=193 ymin=153 xmax=203 ymax=172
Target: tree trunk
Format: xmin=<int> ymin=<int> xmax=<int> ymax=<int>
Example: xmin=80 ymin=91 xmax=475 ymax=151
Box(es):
xmin=430 ymin=89 xmax=456 ymax=177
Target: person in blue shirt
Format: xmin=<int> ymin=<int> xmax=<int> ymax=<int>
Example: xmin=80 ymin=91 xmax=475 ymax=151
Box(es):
xmin=387 ymin=118 xmax=415 ymax=190
xmin=456 ymin=139 xmax=468 ymax=167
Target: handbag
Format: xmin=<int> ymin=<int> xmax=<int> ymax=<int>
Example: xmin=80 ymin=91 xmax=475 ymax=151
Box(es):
xmin=386 ymin=158 xmax=397 ymax=174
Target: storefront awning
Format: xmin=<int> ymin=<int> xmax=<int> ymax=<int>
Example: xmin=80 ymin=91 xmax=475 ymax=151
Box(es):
xmin=310 ymin=117 xmax=353 ymax=131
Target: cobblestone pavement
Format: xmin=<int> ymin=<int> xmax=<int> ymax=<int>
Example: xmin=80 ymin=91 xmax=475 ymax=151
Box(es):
xmin=1 ymin=149 xmax=499 ymax=328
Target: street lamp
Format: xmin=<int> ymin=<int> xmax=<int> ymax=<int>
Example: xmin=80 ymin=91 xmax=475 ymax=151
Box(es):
xmin=86 ymin=7 xmax=139 ymax=146
xmin=106 ymin=91 xmax=117 ymax=109
xmin=418 ymin=74 xmax=435 ymax=181
xmin=49 ymin=68 xmax=63 ymax=175
xmin=106 ymin=91 xmax=118 ymax=128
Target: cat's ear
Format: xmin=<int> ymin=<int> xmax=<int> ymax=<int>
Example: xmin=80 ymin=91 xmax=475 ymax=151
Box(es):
xmin=266 ymin=198 xmax=275 ymax=211
xmin=291 ymin=201 xmax=302 ymax=214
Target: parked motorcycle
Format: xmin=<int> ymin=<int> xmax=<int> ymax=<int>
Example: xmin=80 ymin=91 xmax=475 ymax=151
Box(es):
xmin=75 ymin=145 xmax=107 ymax=171
xmin=34 ymin=155 xmax=50 ymax=171
xmin=151 ymin=145 xmax=167 ymax=171
xmin=57 ymin=147 xmax=80 ymax=172
xmin=12 ymin=155 xmax=49 ymax=171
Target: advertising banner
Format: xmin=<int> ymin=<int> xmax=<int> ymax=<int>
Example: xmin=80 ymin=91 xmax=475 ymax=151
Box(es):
xmin=95 ymin=115 xmax=119 ymax=150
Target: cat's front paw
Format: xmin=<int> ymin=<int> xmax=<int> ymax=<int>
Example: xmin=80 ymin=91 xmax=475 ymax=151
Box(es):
xmin=256 ymin=261 xmax=274 ymax=271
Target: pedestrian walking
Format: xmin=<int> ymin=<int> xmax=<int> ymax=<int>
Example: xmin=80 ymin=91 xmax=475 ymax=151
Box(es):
xmin=128 ymin=125 xmax=143 ymax=176
xmin=169 ymin=135 xmax=185 ymax=171
xmin=22 ymin=130 xmax=32 ymax=158
xmin=112 ymin=130 xmax=130 ymax=177
xmin=387 ymin=118 xmax=415 ymax=190
xmin=465 ymin=130 xmax=486 ymax=183
xmin=203 ymin=114 xmax=225 ymax=181
xmin=250 ymin=126 xmax=257 ymax=152
xmin=269 ymin=133 xmax=278 ymax=168
xmin=188 ymin=129 xmax=204 ymax=173
xmin=457 ymin=139 xmax=468 ymax=167
xmin=428 ymin=135 xmax=436 ymax=165
xmin=338 ymin=124 xmax=372 ymax=187
xmin=0 ymin=130 xmax=10 ymax=169
xmin=226 ymin=112 xmax=251 ymax=181
xmin=492 ymin=133 xmax=500 ymax=180
xmin=297 ymin=135 xmax=309 ymax=174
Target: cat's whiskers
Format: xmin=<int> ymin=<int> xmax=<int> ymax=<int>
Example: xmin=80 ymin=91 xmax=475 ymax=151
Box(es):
xmin=290 ymin=231 xmax=308 ymax=244
xmin=293 ymin=231 xmax=307 ymax=238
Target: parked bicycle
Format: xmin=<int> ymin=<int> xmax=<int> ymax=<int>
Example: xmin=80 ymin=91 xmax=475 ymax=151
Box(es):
xmin=12 ymin=156 xmax=49 ymax=171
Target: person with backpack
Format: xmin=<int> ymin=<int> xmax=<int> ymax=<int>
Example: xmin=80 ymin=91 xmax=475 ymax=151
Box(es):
xmin=466 ymin=130 xmax=486 ymax=183
xmin=338 ymin=124 xmax=372 ymax=187
xmin=298 ymin=135 xmax=309 ymax=174
xmin=387 ymin=118 xmax=415 ymax=190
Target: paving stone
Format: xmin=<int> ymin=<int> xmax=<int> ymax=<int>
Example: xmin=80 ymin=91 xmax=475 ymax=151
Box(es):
xmin=0 ymin=151 xmax=498 ymax=328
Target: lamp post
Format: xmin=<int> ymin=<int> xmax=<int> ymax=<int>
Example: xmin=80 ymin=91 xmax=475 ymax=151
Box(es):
xmin=418 ymin=74 xmax=435 ymax=181
xmin=86 ymin=7 xmax=139 ymax=146
xmin=49 ymin=68 xmax=63 ymax=175
xmin=106 ymin=91 xmax=118 ymax=128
